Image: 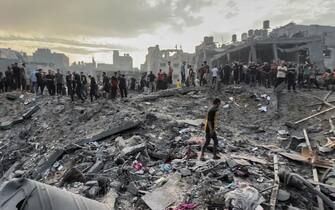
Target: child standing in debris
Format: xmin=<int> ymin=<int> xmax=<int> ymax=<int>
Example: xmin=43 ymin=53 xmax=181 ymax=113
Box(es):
xmin=200 ymin=98 xmax=221 ymax=161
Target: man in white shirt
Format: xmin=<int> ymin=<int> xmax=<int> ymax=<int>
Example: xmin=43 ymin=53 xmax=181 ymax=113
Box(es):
xmin=276 ymin=62 xmax=287 ymax=87
xmin=211 ymin=65 xmax=219 ymax=87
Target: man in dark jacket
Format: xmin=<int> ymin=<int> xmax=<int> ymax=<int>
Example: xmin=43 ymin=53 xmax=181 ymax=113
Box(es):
xmin=119 ymin=74 xmax=127 ymax=98
xmin=74 ymin=72 xmax=85 ymax=102
xmin=89 ymin=76 xmax=98 ymax=102
xmin=35 ymin=69 xmax=44 ymax=95
xmin=45 ymin=70 xmax=56 ymax=95
xmin=55 ymin=69 xmax=64 ymax=96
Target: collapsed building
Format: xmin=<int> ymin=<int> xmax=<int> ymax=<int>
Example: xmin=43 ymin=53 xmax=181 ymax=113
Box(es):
xmin=141 ymin=45 xmax=195 ymax=79
xmin=208 ymin=21 xmax=335 ymax=70
xmin=1 ymin=84 xmax=335 ymax=209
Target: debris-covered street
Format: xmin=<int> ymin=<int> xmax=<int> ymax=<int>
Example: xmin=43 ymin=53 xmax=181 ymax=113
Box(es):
xmin=1 ymin=85 xmax=335 ymax=209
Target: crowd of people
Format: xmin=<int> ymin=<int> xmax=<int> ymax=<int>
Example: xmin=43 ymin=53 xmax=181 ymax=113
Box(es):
xmin=0 ymin=60 xmax=334 ymax=101
xmin=195 ymin=60 xmax=333 ymax=92
xmin=0 ymin=63 xmax=130 ymax=103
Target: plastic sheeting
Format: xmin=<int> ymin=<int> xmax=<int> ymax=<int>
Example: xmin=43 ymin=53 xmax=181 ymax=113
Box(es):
xmin=224 ymin=185 xmax=265 ymax=210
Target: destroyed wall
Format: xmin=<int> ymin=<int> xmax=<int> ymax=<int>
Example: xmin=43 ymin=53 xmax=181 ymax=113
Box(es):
xmin=143 ymin=45 xmax=195 ymax=79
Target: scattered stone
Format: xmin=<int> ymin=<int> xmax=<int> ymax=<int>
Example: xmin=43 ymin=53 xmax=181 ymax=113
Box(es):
xmin=179 ymin=168 xmax=192 ymax=177
xmin=85 ymin=180 xmax=99 ymax=186
xmin=277 ymin=189 xmax=291 ymax=201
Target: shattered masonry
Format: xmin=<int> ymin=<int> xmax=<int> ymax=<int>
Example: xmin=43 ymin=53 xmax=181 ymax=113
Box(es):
xmin=1 ymin=85 xmax=335 ymax=210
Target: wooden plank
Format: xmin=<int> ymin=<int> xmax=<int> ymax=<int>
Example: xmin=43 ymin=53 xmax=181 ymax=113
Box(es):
xmin=294 ymin=106 xmax=335 ymax=124
xmin=230 ymin=154 xmax=268 ymax=165
xmin=270 ymin=155 xmax=279 ymax=210
xmin=317 ymin=91 xmax=333 ymax=111
xmin=313 ymin=168 xmax=325 ymax=210
xmin=303 ymin=129 xmax=312 ymax=151
xmin=304 ymin=129 xmax=325 ymax=210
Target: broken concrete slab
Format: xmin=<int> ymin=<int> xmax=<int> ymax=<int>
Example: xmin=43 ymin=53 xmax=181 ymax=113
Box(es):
xmin=22 ymin=105 xmax=40 ymax=119
xmin=75 ymin=121 xmax=140 ymax=146
xmin=177 ymin=119 xmax=204 ymax=127
xmin=142 ymin=173 xmax=182 ymax=210
xmin=87 ymin=160 xmax=104 ymax=173
xmin=102 ymin=189 xmax=118 ymax=209
xmin=32 ymin=149 xmax=66 ymax=179
xmin=5 ymin=93 xmax=18 ymax=101
xmin=277 ymin=189 xmax=291 ymax=201
xmin=120 ymin=143 xmax=146 ymax=157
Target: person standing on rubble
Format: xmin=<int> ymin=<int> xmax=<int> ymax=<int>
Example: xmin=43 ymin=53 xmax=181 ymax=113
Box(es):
xmin=30 ymin=68 xmax=37 ymax=93
xmin=147 ymin=71 xmax=156 ymax=92
xmin=12 ymin=63 xmax=21 ymax=90
xmin=276 ymin=62 xmax=287 ymax=87
xmin=119 ymin=74 xmax=127 ymax=98
xmin=0 ymin=72 xmax=4 ymax=93
xmin=223 ymin=63 xmax=232 ymax=85
xmin=157 ymin=69 xmax=164 ymax=90
xmin=248 ymin=62 xmax=257 ymax=87
xmin=80 ymin=72 xmax=88 ymax=98
xmin=20 ymin=63 xmax=27 ymax=91
xmin=211 ymin=65 xmax=219 ymax=88
xmin=5 ymin=66 xmax=13 ymax=91
xmin=287 ymin=63 xmax=297 ymax=92
xmin=200 ymin=98 xmax=221 ymax=161
xmin=74 ymin=72 xmax=85 ymax=102
xmin=45 ymin=70 xmax=56 ymax=96
xmin=55 ymin=69 xmax=64 ymax=96
xmin=110 ymin=72 xmax=118 ymax=99
xmin=181 ymin=61 xmax=186 ymax=85
xmin=89 ymin=75 xmax=98 ymax=102
xmin=168 ymin=61 xmax=173 ymax=85
xmin=35 ymin=69 xmax=44 ymax=95
xmin=66 ymin=71 xmax=75 ymax=101
xmin=102 ymin=72 xmax=110 ymax=98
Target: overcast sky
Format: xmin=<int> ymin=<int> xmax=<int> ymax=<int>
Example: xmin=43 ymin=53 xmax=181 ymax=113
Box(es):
xmin=0 ymin=0 xmax=334 ymax=67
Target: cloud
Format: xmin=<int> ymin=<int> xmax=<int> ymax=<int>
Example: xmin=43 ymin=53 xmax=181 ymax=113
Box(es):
xmin=0 ymin=0 xmax=214 ymax=38
xmin=51 ymin=46 xmax=114 ymax=55
xmin=0 ymin=35 xmax=137 ymax=52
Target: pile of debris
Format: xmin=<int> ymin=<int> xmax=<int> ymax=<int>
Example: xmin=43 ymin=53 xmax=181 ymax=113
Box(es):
xmin=1 ymin=86 xmax=335 ymax=209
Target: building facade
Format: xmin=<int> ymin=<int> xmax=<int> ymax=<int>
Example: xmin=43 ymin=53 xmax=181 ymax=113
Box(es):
xmin=210 ymin=21 xmax=335 ymax=71
xmin=32 ymin=48 xmax=69 ymax=68
xmin=142 ymin=45 xmax=195 ymax=81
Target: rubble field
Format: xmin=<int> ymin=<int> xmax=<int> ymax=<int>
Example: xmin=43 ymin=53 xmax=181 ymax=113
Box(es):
xmin=1 ymin=86 xmax=335 ymax=210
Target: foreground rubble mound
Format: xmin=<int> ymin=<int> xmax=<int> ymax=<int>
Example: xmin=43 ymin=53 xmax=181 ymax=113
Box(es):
xmin=1 ymin=86 xmax=335 ymax=209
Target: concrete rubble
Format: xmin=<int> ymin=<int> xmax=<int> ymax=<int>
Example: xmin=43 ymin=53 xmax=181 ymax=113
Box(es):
xmin=1 ymin=86 xmax=335 ymax=209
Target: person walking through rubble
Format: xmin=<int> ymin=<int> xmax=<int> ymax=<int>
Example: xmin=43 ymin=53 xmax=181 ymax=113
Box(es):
xmin=200 ymin=98 xmax=221 ymax=161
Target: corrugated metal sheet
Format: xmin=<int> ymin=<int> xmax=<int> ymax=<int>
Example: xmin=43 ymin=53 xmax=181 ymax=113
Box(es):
xmin=0 ymin=178 xmax=111 ymax=210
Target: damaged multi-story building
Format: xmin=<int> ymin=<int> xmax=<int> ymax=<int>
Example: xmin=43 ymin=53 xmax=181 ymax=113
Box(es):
xmin=203 ymin=21 xmax=335 ymax=71
xmin=141 ymin=45 xmax=195 ymax=79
